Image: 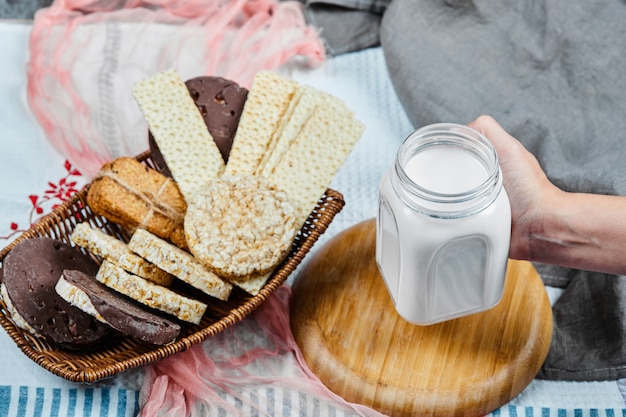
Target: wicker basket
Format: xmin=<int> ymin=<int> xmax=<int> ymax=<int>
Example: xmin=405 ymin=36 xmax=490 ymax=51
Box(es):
xmin=0 ymin=152 xmax=344 ymax=383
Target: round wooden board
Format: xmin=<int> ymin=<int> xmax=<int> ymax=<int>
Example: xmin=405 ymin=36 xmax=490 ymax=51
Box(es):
xmin=290 ymin=219 xmax=553 ymax=417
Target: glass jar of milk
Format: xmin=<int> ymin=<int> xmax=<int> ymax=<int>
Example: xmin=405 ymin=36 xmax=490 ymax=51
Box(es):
xmin=376 ymin=123 xmax=511 ymax=325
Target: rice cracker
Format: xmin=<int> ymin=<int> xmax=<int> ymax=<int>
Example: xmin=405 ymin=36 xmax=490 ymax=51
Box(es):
xmin=132 ymin=69 xmax=225 ymax=201
xmin=96 ymin=260 xmax=207 ymax=324
xmin=185 ymin=175 xmax=298 ymax=281
xmin=70 ymin=222 xmax=173 ymax=286
xmin=224 ymin=71 xmax=298 ymax=176
xmin=128 ymin=229 xmax=232 ymax=301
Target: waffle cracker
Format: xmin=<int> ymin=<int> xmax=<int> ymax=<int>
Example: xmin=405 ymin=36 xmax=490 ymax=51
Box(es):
xmin=226 ymin=272 xmax=271 ymax=296
xmin=132 ymin=69 xmax=225 ymax=201
xmin=256 ymin=85 xmax=323 ymax=177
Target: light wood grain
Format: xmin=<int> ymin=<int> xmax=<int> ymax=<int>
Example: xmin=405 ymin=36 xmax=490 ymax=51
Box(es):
xmin=291 ymin=219 xmax=553 ymax=417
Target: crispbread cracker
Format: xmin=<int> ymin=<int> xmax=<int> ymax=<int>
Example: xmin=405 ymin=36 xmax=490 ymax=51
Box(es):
xmin=226 ymin=272 xmax=271 ymax=296
xmin=96 ymin=260 xmax=207 ymax=324
xmin=185 ymin=175 xmax=298 ymax=280
xmin=132 ymin=69 xmax=225 ymax=201
xmin=71 ymin=223 xmax=173 ymax=286
xmin=224 ymin=71 xmax=298 ymax=176
xmin=128 ymin=229 xmax=232 ymax=301
xmin=256 ymin=85 xmax=323 ymax=177
xmin=269 ymin=99 xmax=364 ymax=227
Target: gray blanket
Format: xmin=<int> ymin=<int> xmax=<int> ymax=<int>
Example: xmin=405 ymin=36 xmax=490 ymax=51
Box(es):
xmin=303 ymin=0 xmax=626 ymax=381
xmin=295 ymin=0 xmax=390 ymax=55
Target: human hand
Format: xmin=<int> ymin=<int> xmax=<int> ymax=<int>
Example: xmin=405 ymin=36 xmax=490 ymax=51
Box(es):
xmin=468 ymin=115 xmax=626 ymax=274
xmin=467 ymin=115 xmax=561 ymax=261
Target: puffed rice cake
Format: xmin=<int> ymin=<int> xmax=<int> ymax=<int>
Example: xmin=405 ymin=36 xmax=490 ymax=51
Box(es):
xmin=184 ymin=175 xmax=298 ymax=281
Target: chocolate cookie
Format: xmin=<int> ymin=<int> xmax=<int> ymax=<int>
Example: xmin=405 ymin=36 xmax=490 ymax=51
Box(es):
xmin=56 ymin=270 xmax=181 ymax=345
xmin=1 ymin=237 xmax=110 ymax=349
xmin=149 ymin=75 xmax=248 ymax=173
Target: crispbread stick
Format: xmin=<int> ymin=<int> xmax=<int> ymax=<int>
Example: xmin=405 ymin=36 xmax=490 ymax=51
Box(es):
xmin=132 ymin=69 xmax=225 ymax=201
xmin=269 ymin=101 xmax=364 ymax=227
xmin=224 ymin=71 xmax=298 ymax=176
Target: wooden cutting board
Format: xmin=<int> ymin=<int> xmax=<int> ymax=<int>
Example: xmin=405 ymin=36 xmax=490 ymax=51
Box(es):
xmin=290 ymin=218 xmax=553 ymax=417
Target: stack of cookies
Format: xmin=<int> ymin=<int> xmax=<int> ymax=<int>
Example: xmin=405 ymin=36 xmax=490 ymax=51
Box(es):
xmin=0 ymin=69 xmax=364 ymax=348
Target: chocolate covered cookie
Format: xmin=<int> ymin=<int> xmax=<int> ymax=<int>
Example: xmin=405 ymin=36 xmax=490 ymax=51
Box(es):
xmin=1 ymin=237 xmax=110 ymax=349
xmin=186 ymin=76 xmax=248 ymax=162
xmin=148 ymin=75 xmax=248 ymax=175
xmin=56 ymin=270 xmax=180 ymax=345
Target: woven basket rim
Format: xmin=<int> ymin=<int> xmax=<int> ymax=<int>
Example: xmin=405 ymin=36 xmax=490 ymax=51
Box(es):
xmin=0 ymin=153 xmax=344 ymax=383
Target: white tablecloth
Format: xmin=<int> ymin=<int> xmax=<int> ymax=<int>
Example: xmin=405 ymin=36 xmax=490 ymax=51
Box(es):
xmin=1 ymin=19 xmax=625 ymax=417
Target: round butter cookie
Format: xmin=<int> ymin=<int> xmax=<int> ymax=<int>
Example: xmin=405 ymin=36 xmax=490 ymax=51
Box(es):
xmin=185 ymin=175 xmax=298 ymax=280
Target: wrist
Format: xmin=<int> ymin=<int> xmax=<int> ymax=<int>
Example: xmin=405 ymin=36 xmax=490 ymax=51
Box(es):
xmin=525 ymin=187 xmax=570 ymax=263
xmin=509 ymin=183 xmax=564 ymax=263
xmin=524 ymin=188 xmax=612 ymax=271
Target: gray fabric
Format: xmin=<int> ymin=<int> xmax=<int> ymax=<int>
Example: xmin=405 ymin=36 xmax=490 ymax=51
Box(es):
xmin=539 ymin=273 xmax=626 ymax=380
xmin=0 ymin=0 xmax=51 ymax=19
xmin=380 ymin=0 xmax=626 ymax=381
xmin=293 ymin=0 xmax=391 ymax=55
xmin=381 ymin=0 xmax=626 ymax=198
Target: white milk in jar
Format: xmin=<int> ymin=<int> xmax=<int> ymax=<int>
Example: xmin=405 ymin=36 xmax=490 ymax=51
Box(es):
xmin=376 ymin=123 xmax=511 ymax=325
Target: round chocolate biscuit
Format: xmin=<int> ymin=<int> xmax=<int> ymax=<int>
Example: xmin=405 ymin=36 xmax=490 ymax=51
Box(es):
xmin=186 ymin=76 xmax=248 ymax=162
xmin=58 ymin=270 xmax=180 ymax=345
xmin=148 ymin=133 xmax=172 ymax=177
xmin=149 ymin=75 xmax=248 ymax=174
xmin=1 ymin=237 xmax=110 ymax=349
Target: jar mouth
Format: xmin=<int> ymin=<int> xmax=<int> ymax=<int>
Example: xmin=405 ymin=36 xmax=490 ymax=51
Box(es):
xmin=393 ymin=123 xmax=502 ymax=218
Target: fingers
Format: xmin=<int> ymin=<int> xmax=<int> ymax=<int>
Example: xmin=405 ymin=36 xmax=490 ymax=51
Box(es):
xmin=467 ymin=115 xmax=520 ymax=157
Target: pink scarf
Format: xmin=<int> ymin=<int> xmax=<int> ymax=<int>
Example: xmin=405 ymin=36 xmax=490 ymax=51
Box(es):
xmin=138 ymin=286 xmax=386 ymax=416
xmin=26 ymin=0 xmax=325 ymax=177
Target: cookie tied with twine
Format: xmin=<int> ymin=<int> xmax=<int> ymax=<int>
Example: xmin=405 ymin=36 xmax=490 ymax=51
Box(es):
xmin=86 ymin=157 xmax=188 ymax=249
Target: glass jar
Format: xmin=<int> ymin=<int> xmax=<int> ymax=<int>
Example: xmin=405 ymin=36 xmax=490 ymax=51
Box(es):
xmin=376 ymin=123 xmax=511 ymax=325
